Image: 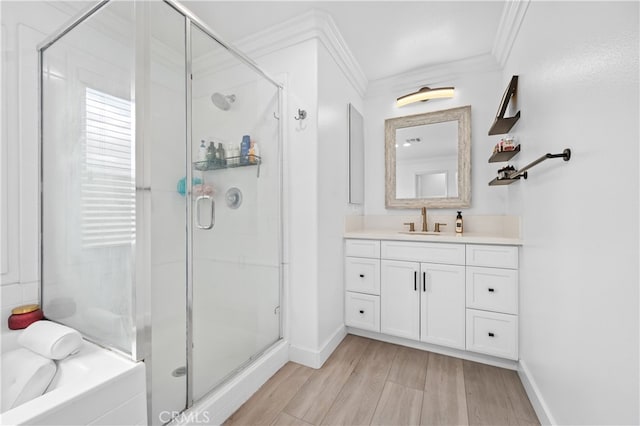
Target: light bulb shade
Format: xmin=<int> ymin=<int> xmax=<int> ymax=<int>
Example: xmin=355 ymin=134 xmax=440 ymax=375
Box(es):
xmin=396 ymin=86 xmax=455 ymax=107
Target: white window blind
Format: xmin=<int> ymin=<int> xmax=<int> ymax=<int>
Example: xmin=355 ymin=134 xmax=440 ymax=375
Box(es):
xmin=81 ymin=88 xmax=135 ymax=248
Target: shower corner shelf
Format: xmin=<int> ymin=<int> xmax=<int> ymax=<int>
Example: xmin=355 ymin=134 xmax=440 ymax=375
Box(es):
xmin=193 ymin=155 xmax=262 ymax=177
xmin=488 ymin=145 xmax=520 ymax=163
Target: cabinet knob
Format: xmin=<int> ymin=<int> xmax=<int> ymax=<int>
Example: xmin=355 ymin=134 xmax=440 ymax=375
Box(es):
xmin=488 ymin=332 xmax=495 ymax=337
xmin=359 ymin=274 xmax=365 ymax=278
xmin=359 ymin=310 xmax=364 ymax=314
xmin=488 ymin=288 xmax=495 ymax=292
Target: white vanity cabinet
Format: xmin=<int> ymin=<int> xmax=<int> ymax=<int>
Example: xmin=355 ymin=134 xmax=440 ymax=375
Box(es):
xmin=379 ymin=241 xmax=465 ymax=350
xmin=465 ymin=245 xmax=519 ymax=360
xmin=344 ymin=238 xmax=520 ymax=361
xmin=344 ymin=240 xmax=381 ymax=332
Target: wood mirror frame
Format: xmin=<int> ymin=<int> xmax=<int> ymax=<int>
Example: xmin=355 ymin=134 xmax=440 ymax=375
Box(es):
xmin=385 ymin=105 xmax=471 ymax=209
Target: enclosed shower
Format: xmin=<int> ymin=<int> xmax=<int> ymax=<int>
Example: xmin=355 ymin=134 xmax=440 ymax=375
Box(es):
xmin=39 ymin=1 xmax=282 ymax=423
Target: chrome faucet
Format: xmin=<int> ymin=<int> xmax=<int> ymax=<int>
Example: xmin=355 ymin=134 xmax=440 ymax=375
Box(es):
xmin=421 ymin=207 xmax=428 ymax=232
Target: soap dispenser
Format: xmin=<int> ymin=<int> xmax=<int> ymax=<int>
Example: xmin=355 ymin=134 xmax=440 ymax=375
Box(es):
xmin=455 ymin=211 xmax=463 ymax=234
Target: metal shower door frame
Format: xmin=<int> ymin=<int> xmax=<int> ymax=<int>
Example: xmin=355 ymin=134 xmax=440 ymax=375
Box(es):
xmin=38 ymin=0 xmax=285 ymax=415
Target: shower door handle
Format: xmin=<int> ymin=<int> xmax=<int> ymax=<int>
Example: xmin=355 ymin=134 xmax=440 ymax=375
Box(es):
xmin=195 ymin=195 xmax=215 ymax=230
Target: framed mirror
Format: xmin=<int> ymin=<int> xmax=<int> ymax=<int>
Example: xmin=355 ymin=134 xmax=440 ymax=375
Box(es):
xmin=385 ymin=105 xmax=471 ymax=208
xmin=348 ymin=104 xmax=364 ymax=204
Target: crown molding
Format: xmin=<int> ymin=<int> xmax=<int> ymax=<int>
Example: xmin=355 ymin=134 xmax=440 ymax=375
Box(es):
xmin=44 ymin=1 xmax=132 ymax=49
xmin=492 ymin=0 xmax=531 ymax=68
xmin=233 ymin=10 xmax=368 ymax=97
xmin=366 ymin=53 xmax=501 ymax=98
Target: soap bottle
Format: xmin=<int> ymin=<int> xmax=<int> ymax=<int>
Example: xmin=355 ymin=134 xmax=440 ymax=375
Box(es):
xmin=198 ymin=140 xmax=207 ymax=163
xmin=240 ymin=135 xmax=250 ymax=165
xmin=206 ymin=141 xmax=216 ymax=165
xmin=251 ymin=141 xmax=260 ymax=164
xmin=455 ymin=211 xmax=463 ymax=234
xmin=216 ymin=142 xmax=226 ymax=166
xmin=226 ymin=143 xmax=234 ymax=165
xmin=235 ymin=145 xmax=241 ymax=165
xmin=249 ymin=140 xmax=256 ymax=164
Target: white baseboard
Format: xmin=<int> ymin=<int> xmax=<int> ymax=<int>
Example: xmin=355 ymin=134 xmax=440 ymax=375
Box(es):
xmin=348 ymin=327 xmax=518 ymax=370
xmin=289 ymin=325 xmax=346 ymax=369
xmin=518 ymin=360 xmax=555 ymax=425
xmin=174 ymin=340 xmax=289 ymax=426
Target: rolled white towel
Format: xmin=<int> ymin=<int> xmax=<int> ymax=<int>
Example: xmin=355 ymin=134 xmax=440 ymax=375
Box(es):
xmin=18 ymin=320 xmax=82 ymax=360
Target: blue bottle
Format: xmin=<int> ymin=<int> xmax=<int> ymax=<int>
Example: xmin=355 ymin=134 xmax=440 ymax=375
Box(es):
xmin=240 ymin=135 xmax=250 ymax=165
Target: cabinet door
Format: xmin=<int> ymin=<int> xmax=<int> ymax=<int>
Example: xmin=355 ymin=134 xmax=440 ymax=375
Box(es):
xmin=381 ymin=260 xmax=420 ymax=340
xmin=420 ymin=263 xmax=466 ymax=349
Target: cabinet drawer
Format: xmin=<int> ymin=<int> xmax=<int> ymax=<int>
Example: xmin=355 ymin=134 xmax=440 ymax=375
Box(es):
xmin=466 ymin=309 xmax=518 ymax=360
xmin=345 ymin=239 xmax=380 ymax=258
xmin=345 ymin=257 xmax=380 ymax=295
xmin=466 ymin=245 xmax=518 ymax=269
xmin=466 ymin=267 xmax=518 ymax=314
xmin=381 ymin=241 xmax=465 ymax=265
xmin=345 ymin=292 xmax=380 ymax=332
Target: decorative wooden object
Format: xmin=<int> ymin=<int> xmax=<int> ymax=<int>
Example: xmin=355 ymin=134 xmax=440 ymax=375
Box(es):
xmin=488 ymin=76 xmax=520 ymax=136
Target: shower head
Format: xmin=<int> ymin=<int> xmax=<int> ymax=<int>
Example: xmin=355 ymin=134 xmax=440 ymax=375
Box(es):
xmin=211 ymin=93 xmax=236 ymax=111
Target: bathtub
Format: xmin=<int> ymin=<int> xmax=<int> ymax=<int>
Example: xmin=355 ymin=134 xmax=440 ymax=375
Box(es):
xmin=1 ymin=331 xmax=147 ymax=425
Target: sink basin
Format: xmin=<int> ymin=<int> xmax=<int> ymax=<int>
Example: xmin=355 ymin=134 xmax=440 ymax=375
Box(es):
xmin=398 ymin=231 xmax=445 ymax=236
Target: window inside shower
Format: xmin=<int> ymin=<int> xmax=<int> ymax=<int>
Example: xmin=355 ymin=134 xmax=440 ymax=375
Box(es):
xmin=82 ymin=88 xmax=135 ymax=249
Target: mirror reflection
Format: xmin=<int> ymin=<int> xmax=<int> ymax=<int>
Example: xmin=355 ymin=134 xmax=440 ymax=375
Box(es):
xmin=395 ymin=121 xmax=458 ymax=199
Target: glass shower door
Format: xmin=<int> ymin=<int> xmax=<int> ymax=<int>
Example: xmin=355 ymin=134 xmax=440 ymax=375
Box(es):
xmin=189 ymin=24 xmax=282 ymax=400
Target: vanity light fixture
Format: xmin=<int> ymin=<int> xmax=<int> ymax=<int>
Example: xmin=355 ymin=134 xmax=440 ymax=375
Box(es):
xmin=396 ymin=86 xmax=455 ymax=107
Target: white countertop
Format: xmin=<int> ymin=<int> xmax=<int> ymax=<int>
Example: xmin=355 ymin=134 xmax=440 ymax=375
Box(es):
xmin=344 ymin=230 xmax=522 ymax=246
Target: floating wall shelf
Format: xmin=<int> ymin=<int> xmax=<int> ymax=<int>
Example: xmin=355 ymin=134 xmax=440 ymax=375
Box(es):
xmin=488 ymin=145 xmax=521 ymax=163
xmin=489 ymin=177 xmax=520 ymax=186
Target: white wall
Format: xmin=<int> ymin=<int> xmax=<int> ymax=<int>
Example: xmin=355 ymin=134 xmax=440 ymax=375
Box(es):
xmin=317 ymin=43 xmax=363 ymax=350
xmin=250 ymin=39 xmax=322 ymax=359
xmin=364 ymin=66 xmax=506 ymax=217
xmin=502 ymin=2 xmax=639 ymax=424
xmin=243 ymin=21 xmax=364 ymax=365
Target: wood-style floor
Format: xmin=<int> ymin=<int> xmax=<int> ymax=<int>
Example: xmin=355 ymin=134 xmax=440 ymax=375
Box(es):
xmin=225 ymin=335 xmax=539 ymax=426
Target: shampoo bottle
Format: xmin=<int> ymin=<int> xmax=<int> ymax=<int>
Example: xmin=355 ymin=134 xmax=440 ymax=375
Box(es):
xmin=216 ymin=142 xmax=226 ymax=166
xmin=251 ymin=141 xmax=259 ymax=164
xmin=240 ymin=135 xmax=250 ymax=165
xmin=455 ymin=211 xmax=463 ymax=234
xmin=248 ymin=140 xmax=256 ymax=164
xmin=206 ymin=141 xmax=216 ymax=165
